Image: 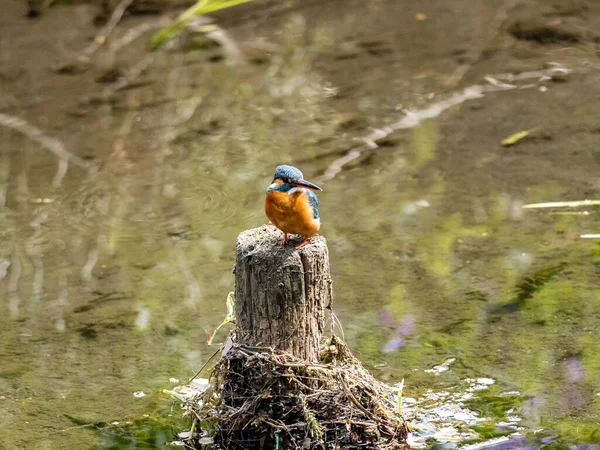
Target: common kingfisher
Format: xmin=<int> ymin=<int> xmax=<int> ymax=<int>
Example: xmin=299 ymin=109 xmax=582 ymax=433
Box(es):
xmin=265 ymin=165 xmax=322 ymax=250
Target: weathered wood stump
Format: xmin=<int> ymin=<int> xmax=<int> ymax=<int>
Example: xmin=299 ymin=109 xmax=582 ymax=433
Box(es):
xmin=234 ymin=225 xmax=331 ymax=361
xmin=185 ymin=225 xmax=408 ymax=450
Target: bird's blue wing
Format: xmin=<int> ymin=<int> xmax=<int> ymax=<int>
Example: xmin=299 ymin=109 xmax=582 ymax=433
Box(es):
xmin=306 ymin=190 xmax=319 ymax=219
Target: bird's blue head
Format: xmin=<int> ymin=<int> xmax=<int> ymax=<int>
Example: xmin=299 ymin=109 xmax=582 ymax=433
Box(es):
xmin=274 ymin=165 xmax=303 ymax=181
xmin=267 ymin=165 xmax=322 ymax=193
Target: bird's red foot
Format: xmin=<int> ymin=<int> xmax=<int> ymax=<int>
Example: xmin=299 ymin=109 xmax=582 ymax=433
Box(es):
xmin=282 ymin=233 xmax=289 ymax=246
xmin=295 ymin=236 xmax=309 ymax=249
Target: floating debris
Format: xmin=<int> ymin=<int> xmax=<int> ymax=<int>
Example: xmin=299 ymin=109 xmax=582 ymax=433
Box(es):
xmin=190 ymin=378 xmax=210 ymax=391
xmin=133 ymin=391 xmax=146 ymax=398
xmin=432 ymin=426 xmax=465 ymax=442
xmin=424 ymin=357 xmax=456 ymax=374
xmin=501 ymin=127 xmax=539 ymax=146
xmin=28 ymin=198 xmax=55 ymax=204
xmin=548 ymin=211 xmax=590 ymax=216
xmin=400 ymin=375 xmax=524 ymax=449
xmin=461 ymin=436 xmax=510 ymax=450
xmin=407 ymin=433 xmax=426 ymax=449
xmin=499 ymin=391 xmax=521 ymax=397
xmin=522 ymin=199 xmax=600 ymax=209
xmin=163 ymin=378 xmax=210 ymax=404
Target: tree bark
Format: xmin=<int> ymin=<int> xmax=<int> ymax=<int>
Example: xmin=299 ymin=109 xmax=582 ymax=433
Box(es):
xmin=234 ymin=225 xmax=330 ymax=361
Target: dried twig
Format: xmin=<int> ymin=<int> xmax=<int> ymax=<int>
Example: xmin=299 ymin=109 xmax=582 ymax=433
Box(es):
xmin=336 ymin=371 xmax=378 ymax=421
xmin=181 ymin=338 xmax=407 ymax=449
xmin=188 ymin=345 xmax=222 ymax=383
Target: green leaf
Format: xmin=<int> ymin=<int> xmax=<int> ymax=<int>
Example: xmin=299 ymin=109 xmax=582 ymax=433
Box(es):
xmin=150 ymin=0 xmax=253 ymax=49
xmin=396 ymin=378 xmax=404 ymax=415
xmin=501 ymin=127 xmax=538 ymax=146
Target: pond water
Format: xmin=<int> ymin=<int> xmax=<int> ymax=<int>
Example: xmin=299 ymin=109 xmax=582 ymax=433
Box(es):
xmin=1 ymin=0 xmax=600 ymax=449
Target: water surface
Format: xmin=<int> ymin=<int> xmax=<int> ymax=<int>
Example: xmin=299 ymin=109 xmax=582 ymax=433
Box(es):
xmin=1 ymin=0 xmax=600 ymax=448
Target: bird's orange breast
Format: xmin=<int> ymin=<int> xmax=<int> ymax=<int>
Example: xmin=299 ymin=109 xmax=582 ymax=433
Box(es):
xmin=265 ymin=190 xmax=320 ymax=237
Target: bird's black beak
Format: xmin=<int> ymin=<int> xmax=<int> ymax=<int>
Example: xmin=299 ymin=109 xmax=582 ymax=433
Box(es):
xmin=292 ymin=178 xmax=322 ymax=191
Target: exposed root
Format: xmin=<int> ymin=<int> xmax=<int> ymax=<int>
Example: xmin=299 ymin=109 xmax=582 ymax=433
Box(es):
xmin=183 ymin=335 xmax=408 ymax=450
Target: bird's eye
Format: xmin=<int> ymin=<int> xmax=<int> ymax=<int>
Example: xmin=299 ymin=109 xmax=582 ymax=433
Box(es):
xmin=282 ymin=177 xmax=290 ymax=183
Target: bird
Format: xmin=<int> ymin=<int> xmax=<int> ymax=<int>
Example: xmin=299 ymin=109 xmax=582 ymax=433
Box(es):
xmin=265 ymin=165 xmax=322 ymax=249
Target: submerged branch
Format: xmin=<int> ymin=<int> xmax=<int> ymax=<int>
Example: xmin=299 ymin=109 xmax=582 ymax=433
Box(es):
xmin=0 ymin=113 xmax=91 ymax=170
xmin=444 ymin=0 xmax=515 ymax=88
xmin=319 ymin=64 xmax=574 ymax=183
xmin=83 ymin=0 xmax=135 ymax=59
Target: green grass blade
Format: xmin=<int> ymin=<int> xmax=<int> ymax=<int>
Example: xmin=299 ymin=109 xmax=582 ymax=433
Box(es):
xmin=207 ymin=292 xmax=236 ymax=345
xmin=522 ymin=200 xmax=600 ymax=209
xmin=151 ymin=0 xmax=253 ymax=49
xmin=396 ymin=378 xmax=404 ymax=415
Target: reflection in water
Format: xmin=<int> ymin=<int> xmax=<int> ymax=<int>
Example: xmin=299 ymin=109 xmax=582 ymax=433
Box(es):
xmin=1 ymin=0 xmax=600 ymax=449
xmin=173 ymin=242 xmax=202 ymax=307
xmin=0 ymin=113 xmax=92 ymax=187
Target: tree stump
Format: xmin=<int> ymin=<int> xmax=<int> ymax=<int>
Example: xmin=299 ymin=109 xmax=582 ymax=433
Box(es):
xmin=184 ymin=225 xmax=408 ymax=449
xmin=234 ymin=225 xmax=331 ymax=362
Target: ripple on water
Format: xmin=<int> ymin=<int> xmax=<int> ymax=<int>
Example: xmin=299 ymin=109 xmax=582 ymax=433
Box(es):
xmin=53 ymin=170 xmax=248 ymax=247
